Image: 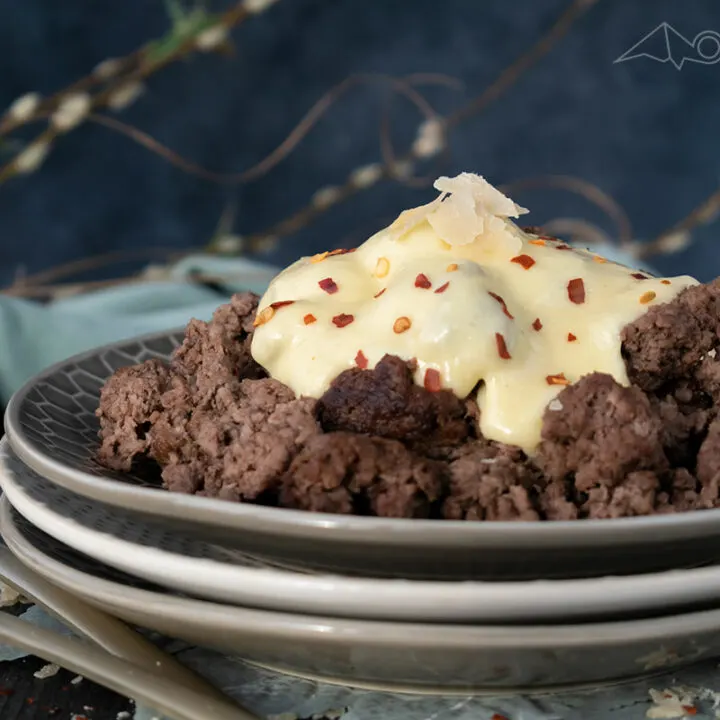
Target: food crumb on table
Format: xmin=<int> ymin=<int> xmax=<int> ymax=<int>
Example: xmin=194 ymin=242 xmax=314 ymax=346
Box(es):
xmin=32 ymin=663 xmax=59 ymax=679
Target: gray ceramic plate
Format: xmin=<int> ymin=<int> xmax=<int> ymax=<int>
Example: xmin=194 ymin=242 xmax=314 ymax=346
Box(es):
xmin=7 ymin=329 xmax=720 ymax=581
xmin=6 ymin=498 xmax=720 ymax=693
xmin=10 ymin=438 xmax=720 ymax=623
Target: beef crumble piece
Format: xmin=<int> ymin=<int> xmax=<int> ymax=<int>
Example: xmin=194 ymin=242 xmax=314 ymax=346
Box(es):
xmin=536 ymin=373 xmax=672 ymax=517
xmin=279 ymin=432 xmax=445 ymax=517
xmin=650 ymin=393 xmax=709 ymax=467
xmin=96 ymin=359 xmax=170 ymax=471
xmin=172 ymin=292 xmax=266 ymax=401
xmin=622 ymin=280 xmax=720 ymax=392
xmin=316 ymin=354 xmax=474 ymax=451
xmin=694 ymin=418 xmax=720 ymax=509
xmin=580 ymin=471 xmax=662 ymax=519
xmin=538 ymin=373 xmax=669 ymax=487
xmin=442 ymin=441 xmax=542 ymax=521
xmin=157 ymin=378 xmax=320 ymax=502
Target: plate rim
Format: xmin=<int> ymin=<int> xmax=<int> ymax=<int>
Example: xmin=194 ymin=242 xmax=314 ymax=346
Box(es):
xmin=5 ymin=437 xmax=720 ymax=622
xmin=5 ymin=493 xmax=720 ymax=650
xmin=7 ymin=327 xmax=720 ymax=548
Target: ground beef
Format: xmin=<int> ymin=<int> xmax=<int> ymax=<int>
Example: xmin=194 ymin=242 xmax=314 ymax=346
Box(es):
xmin=96 ymin=294 xmax=319 ymax=501
xmin=442 ymin=441 xmax=541 ymax=521
xmin=96 ymin=359 xmax=170 ymax=471
xmin=279 ymin=432 xmax=445 ymax=518
xmin=650 ymin=393 xmax=709 ymax=467
xmin=539 ymin=480 xmax=579 ymax=521
xmin=316 ymin=355 xmax=474 ymax=451
xmin=158 ymin=378 xmax=320 ymax=502
xmin=580 ymin=471 xmax=662 ymax=519
xmin=622 ymin=280 xmax=720 ymax=392
xmin=172 ymin=292 xmax=265 ymax=401
xmin=537 ymin=373 xmax=669 ymax=490
xmin=95 ymin=282 xmax=720 ymax=522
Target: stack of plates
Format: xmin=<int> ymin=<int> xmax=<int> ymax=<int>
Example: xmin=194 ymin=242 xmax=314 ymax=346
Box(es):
xmin=5 ymin=330 xmax=720 ymax=693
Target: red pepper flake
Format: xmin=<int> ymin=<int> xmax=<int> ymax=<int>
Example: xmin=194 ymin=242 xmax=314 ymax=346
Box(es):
xmin=318 ymin=277 xmax=338 ymax=294
xmin=556 ymin=244 xmax=572 ymax=250
xmin=374 ymin=288 xmax=387 ymax=299
xmin=488 ymin=291 xmax=514 ymax=319
xmin=511 ymin=254 xmax=536 ymax=270
xmin=495 ymin=332 xmax=511 ymax=360
xmin=631 ymin=272 xmax=648 ymax=280
xmin=424 ymin=368 xmax=442 ymax=392
xmin=0 ymin=688 xmax=13 ymax=696
xmin=414 ymin=273 xmax=432 ymax=289
xmin=682 ymin=705 xmax=698 ymax=715
xmin=270 ymin=300 xmax=295 ymax=310
xmin=434 ymin=281 xmax=450 ymax=294
xmin=567 ymin=278 xmax=585 ymax=304
xmin=661 ymin=279 xmax=671 ymax=285
xmin=355 ymin=350 xmax=368 ymax=369
xmin=303 ymin=313 xmax=317 ymax=325
xmin=328 ymin=247 xmax=355 ymax=256
xmin=529 ymin=239 xmax=546 ymax=247
xmin=332 ymin=313 xmax=354 ymax=328
xmin=532 ymin=318 xmax=543 ymax=331
xmin=592 ymin=255 xmax=607 ymax=264
xmin=546 ymin=373 xmax=570 ymax=386
xmin=491 ymin=715 xmax=510 ymax=720
xmin=567 ymin=332 xmax=577 ymax=342
xmin=26 ymin=698 xmax=35 ymax=705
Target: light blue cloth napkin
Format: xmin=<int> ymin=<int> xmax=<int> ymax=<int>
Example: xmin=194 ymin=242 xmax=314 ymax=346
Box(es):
xmin=0 ymin=255 xmax=279 ymax=404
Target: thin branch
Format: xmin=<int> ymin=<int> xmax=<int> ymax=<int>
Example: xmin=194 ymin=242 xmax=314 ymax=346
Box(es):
xmin=638 ymin=184 xmax=720 ymax=259
xmin=5 ymin=248 xmax=189 ymax=291
xmin=539 ymin=218 xmax=613 ymax=248
xmin=0 ymin=1 xmax=260 ymax=184
xmin=0 ymin=51 xmax=144 ymax=137
xmin=500 ymin=174 xmax=633 ymax=247
xmin=88 ymin=73 xmax=452 ymax=185
xmin=5 ymin=0 xmax=608 ymax=294
xmin=246 ymin=0 xmax=602 ymax=251
xmin=444 ymin=0 xmax=601 ymax=130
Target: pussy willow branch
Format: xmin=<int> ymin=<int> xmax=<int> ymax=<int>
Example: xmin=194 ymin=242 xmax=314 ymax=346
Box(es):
xmin=76 ymin=0 xmax=599 ymax=252
xmin=2 ymin=72 xmax=455 ymax=295
xmin=0 ymin=0 xmax=276 ymax=184
xmin=500 ymin=175 xmax=633 ymax=247
xmin=637 ymin=185 xmax=720 ymax=259
xmin=86 ymin=73 xmax=456 ymax=186
xmin=242 ymin=0 xmax=602 ymax=252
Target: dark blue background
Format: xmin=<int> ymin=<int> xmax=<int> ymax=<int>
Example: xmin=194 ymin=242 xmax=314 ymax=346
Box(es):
xmin=0 ymin=0 xmax=718 ymax=286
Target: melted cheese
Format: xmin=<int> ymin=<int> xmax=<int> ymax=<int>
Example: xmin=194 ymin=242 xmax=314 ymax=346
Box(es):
xmin=251 ymin=174 xmax=697 ymax=452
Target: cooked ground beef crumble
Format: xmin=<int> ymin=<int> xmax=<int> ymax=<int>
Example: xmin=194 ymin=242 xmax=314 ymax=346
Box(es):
xmin=96 ymin=280 xmax=720 ymax=520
